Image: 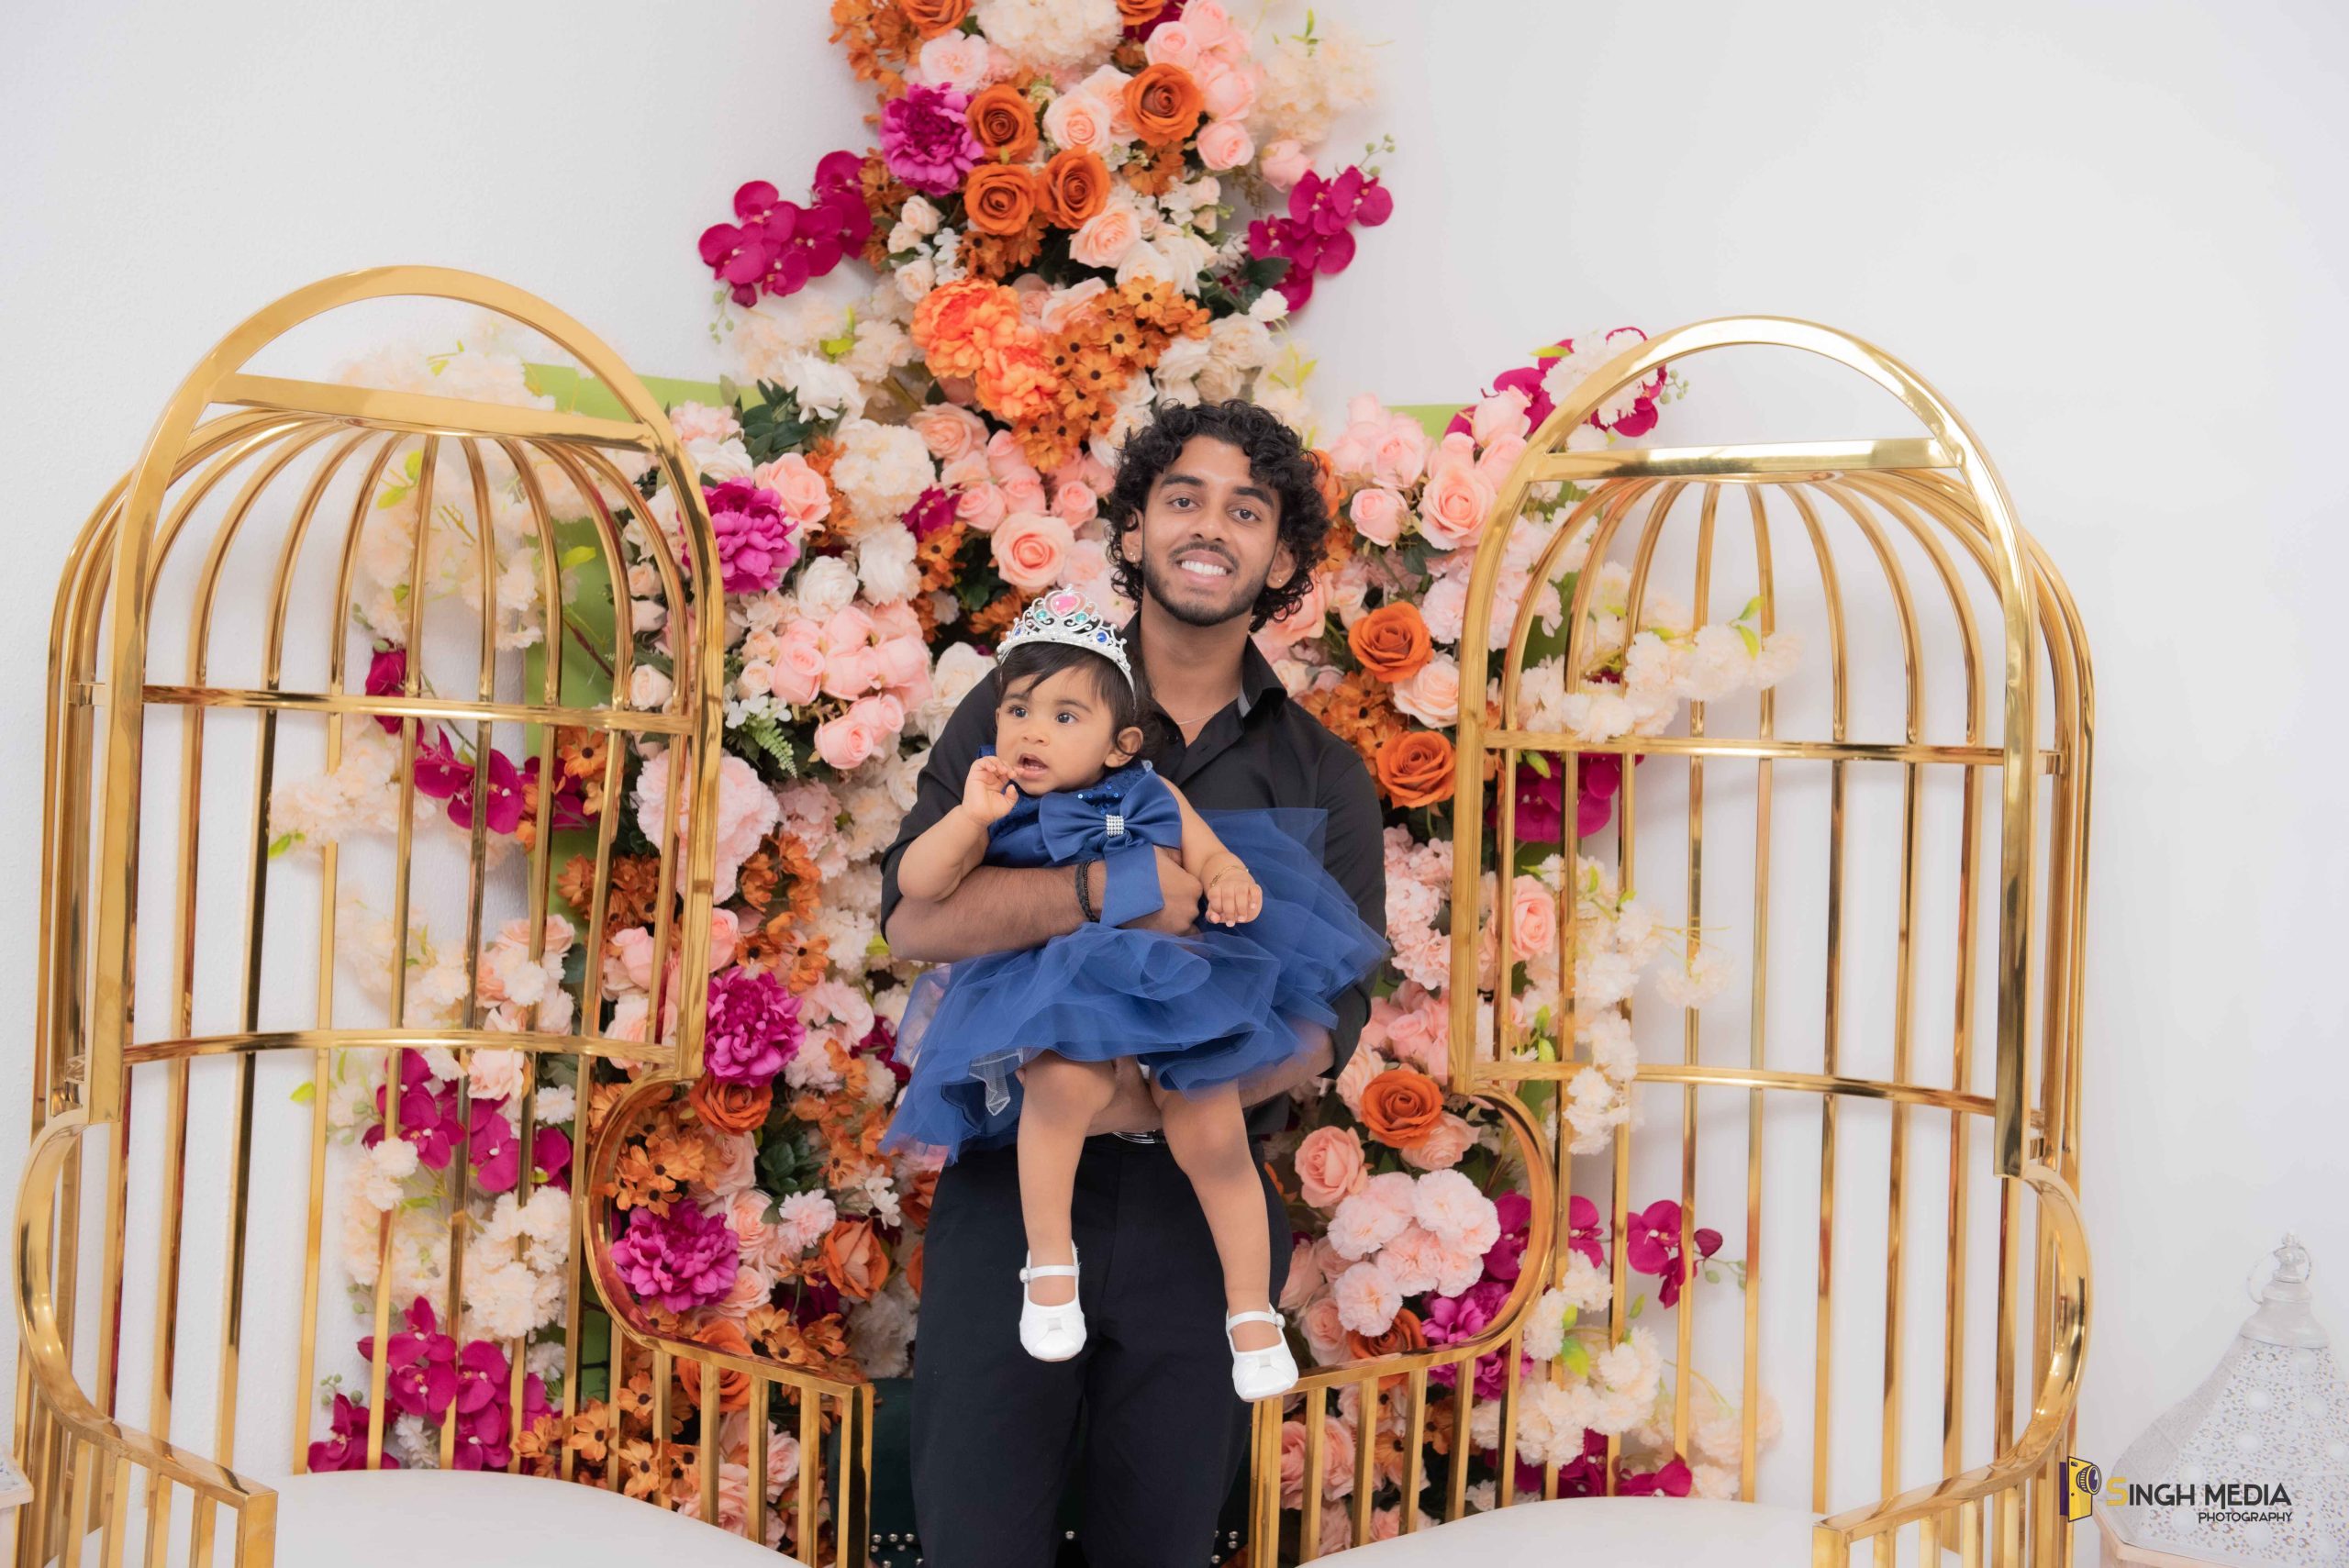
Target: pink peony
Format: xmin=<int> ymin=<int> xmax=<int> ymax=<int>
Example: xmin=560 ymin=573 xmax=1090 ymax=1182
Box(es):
xmin=1372 ymin=1223 xmax=1448 ymax=1296
xmin=879 ymin=83 xmax=982 ymax=197
xmin=609 ymin=1203 xmax=740 ymax=1313
xmin=702 ymin=965 xmax=804 ymax=1084
xmin=1294 ymin=1125 xmax=1369 ymax=1208
xmin=1331 ymin=1261 xmax=1402 ymax=1336
xmin=705 ymin=478 xmax=798 ymax=595
xmin=1412 ymin=1168 xmax=1501 ymax=1253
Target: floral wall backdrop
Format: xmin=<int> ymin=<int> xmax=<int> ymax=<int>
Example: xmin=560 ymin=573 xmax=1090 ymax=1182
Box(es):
xmin=273 ymin=0 xmax=1802 ymax=1546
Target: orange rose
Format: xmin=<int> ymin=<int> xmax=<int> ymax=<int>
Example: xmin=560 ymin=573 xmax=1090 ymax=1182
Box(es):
xmin=1040 ymin=148 xmax=1109 ymax=228
xmin=1307 ymin=447 xmax=1344 ymax=517
xmin=1349 ymin=602 xmax=1433 ymax=683
xmin=688 ymin=1075 xmax=772 ymax=1136
xmin=818 ymin=1218 xmax=892 ymax=1301
xmin=677 ymin=1319 xmax=753 ymax=1412
xmin=967 ymin=83 xmax=1039 ymax=161
xmin=1375 ymin=729 xmax=1455 ymax=808
xmin=900 ymin=1166 xmax=940 ymax=1231
xmin=1346 ymin=1307 xmax=1428 ymax=1361
xmin=963 ymin=162 xmax=1040 ymax=237
xmin=1117 ymin=0 xmax=1165 ymax=23
xmin=1123 ymin=63 xmax=1205 ymax=147
xmin=906 ymin=1240 xmax=925 ymax=1296
xmin=898 ymin=0 xmax=971 ymax=37
xmin=1359 ymin=1067 xmax=1445 ymax=1149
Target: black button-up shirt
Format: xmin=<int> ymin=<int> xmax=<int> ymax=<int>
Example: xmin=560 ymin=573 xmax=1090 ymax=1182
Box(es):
xmin=879 ymin=623 xmax=1386 ymax=1140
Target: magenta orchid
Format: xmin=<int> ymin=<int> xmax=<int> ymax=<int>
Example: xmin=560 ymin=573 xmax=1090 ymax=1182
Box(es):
xmin=697 ymin=153 xmax=871 ymax=307
xmin=1624 ymin=1199 xmax=1723 ymax=1308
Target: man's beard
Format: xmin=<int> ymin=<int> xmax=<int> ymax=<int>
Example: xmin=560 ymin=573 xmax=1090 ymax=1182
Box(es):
xmin=1138 ymin=547 xmax=1272 ymax=628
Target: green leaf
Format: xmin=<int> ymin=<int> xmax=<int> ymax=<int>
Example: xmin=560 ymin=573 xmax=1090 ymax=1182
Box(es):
xmin=1560 ymin=1338 xmax=1591 ymax=1377
xmin=1739 ymin=595 xmax=1763 ymax=622
xmin=577 ymin=1367 xmax=608 ymax=1406
xmin=1523 ymin=752 xmax=1552 ymax=779
xmin=1736 ymin=623 xmax=1760 ymax=656
xmin=733 ymin=710 xmax=800 ymax=776
xmin=561 ymin=544 xmax=598 ymax=571
xmin=1628 ymin=1295 xmax=1645 ymax=1318
xmin=580 ymin=1312 xmax=611 ymax=1364
xmin=268 ymin=832 xmax=300 ymax=859
xmin=289 ymin=1080 xmax=317 ymax=1106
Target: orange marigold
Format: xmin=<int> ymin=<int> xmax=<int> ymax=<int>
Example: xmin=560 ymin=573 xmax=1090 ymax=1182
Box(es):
xmin=975 ymin=337 xmax=1061 ymax=425
xmin=911 ymin=279 xmax=1028 ymax=382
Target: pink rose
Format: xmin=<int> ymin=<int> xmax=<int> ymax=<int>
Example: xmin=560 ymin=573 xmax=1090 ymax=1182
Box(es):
xmin=1052 ymin=482 xmax=1098 ymax=525
xmin=1000 ymin=473 xmax=1049 ymax=516
xmin=1278 ymin=1421 xmax=1309 ymax=1509
xmin=984 ymin=430 xmax=1035 ymax=484
xmin=1384 ymin=996 xmax=1450 ymax=1079
xmin=605 ymin=928 xmax=656 ymax=994
xmin=908 ymin=404 xmax=988 ymax=463
xmin=1300 ymin=1294 xmax=1348 ymax=1366
xmin=1477 ymin=432 xmax=1529 ymax=479
xmin=874 ymin=633 xmax=931 ymax=695
xmin=754 ymin=454 xmax=832 ymax=528
xmin=1278 ymin=1236 xmax=1325 ymax=1311
xmin=1294 ymin=1125 xmax=1368 ymax=1209
xmin=992 ymin=512 xmax=1074 ymax=592
xmin=1141 ymin=21 xmax=1200 ymax=71
xmin=1392 ymin=654 xmax=1460 ymax=728
xmin=955 ymin=481 xmax=1008 ymax=533
xmin=1259 ymin=138 xmax=1310 ymax=190
xmin=1060 ymin=451 xmax=1115 ymax=493
xmin=1349 ymin=486 xmax=1405 ymax=547
xmin=707 ymin=908 xmax=741 ymax=973
xmin=916 ymin=31 xmax=992 ymax=94
xmin=1059 ymin=537 xmax=1113 ymax=593
xmin=1184 ymin=0 xmax=1239 ymax=54
xmin=1257 ymin=569 xmax=1328 ymax=651
xmin=813 ymin=711 xmax=875 ymax=771
xmin=1417 ymin=457 xmax=1496 ymax=550
xmin=1070 ymin=204 xmax=1142 ymax=271
xmin=1399 ymin=1111 xmax=1479 ymax=1172
xmin=940 ymin=450 xmax=992 ymax=489
xmin=1372 ymin=420 xmax=1430 ymax=492
xmin=1510 ymin=873 xmax=1557 ymax=962
xmin=769 ymin=624 xmax=827 ymax=707
xmin=1471 ymin=391 xmax=1532 ymax=446
xmin=1195 ymin=117 xmax=1254 ymax=172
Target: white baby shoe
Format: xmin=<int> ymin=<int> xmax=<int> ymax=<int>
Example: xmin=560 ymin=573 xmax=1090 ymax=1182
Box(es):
xmin=1018 ymin=1249 xmax=1085 ymax=1362
xmin=1225 ymin=1308 xmax=1299 ymax=1400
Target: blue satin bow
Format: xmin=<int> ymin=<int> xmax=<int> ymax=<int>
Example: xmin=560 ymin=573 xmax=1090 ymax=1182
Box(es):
xmin=1038 ymin=777 xmax=1183 ymax=928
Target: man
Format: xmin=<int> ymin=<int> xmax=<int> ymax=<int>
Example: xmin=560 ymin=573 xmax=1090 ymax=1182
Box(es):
xmin=879 ymin=400 xmax=1386 ymax=1568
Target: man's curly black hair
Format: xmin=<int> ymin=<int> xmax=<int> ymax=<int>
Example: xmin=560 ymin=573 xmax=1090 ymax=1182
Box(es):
xmin=1102 ymin=399 xmax=1330 ymax=631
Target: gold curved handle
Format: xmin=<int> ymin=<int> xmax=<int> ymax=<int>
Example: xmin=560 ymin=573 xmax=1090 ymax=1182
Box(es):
xmin=15 ymin=1108 xmax=282 ymax=1519
xmin=1812 ymin=1160 xmax=2090 ymax=1558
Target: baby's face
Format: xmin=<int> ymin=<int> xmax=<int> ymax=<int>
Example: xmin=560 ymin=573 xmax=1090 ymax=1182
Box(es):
xmin=994 ymin=666 xmax=1126 ymax=795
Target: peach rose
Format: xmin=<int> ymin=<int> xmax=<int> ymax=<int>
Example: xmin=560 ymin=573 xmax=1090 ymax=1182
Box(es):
xmin=954 ymin=480 xmax=1008 ymax=533
xmin=1359 ymin=1067 xmax=1445 ymax=1149
xmin=1039 ymin=277 xmax=1109 ymax=334
xmin=1279 ymin=1236 xmax=1325 ymax=1311
xmin=1510 ymin=873 xmax=1557 ymax=962
xmin=1124 ymin=63 xmax=1204 ymax=146
xmin=1417 ymin=456 xmax=1496 ymax=550
xmin=1195 ymin=117 xmax=1253 ymax=172
xmin=1349 ymin=485 xmax=1405 ymax=546
xmin=1258 ymin=568 xmax=1329 ymax=651
xmin=818 ymin=1218 xmax=891 ymax=1301
xmin=1260 ymin=137 xmax=1311 ymax=189
xmin=1279 ymin=1420 xmax=1309 ymax=1508
xmin=1399 ymin=1111 xmax=1479 ymax=1172
xmin=1041 ymin=92 xmax=1117 ymax=157
xmin=753 ymin=453 xmax=832 ymax=526
xmin=1346 ymin=1305 xmax=1426 ymax=1362
xmin=1348 ymin=601 xmax=1432 ymax=683
xmin=677 ymin=1319 xmax=756 ymax=1412
xmin=991 ymin=511 xmax=1074 ymax=591
xmin=606 ymin=927 xmax=657 ymax=994
xmin=963 ymin=161 xmax=1039 ymax=237
xmin=1197 ymin=62 xmax=1257 ymax=121
xmin=1141 ymin=20 xmax=1200 ymax=72
xmin=966 ymin=83 xmax=1038 ymax=161
xmin=1334 ymin=1046 xmax=1386 ymax=1116
xmin=1051 ymin=481 xmax=1097 ymax=524
xmin=908 ymin=403 xmax=988 ymax=463
xmin=1040 ymin=148 xmax=1109 ymax=228
xmin=1294 ymin=1125 xmax=1369 ymax=1208
xmin=1069 ymin=202 xmax=1142 ymax=270
xmin=1391 ymin=654 xmax=1460 ymax=728
xmin=1375 ymin=729 xmax=1456 ymax=808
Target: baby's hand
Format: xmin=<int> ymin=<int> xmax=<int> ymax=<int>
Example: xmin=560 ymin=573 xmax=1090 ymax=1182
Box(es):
xmin=962 ymin=755 xmax=1019 ymax=824
xmin=1203 ymin=861 xmax=1263 ymax=927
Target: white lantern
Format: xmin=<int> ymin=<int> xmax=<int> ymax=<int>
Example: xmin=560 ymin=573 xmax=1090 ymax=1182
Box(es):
xmin=2103 ymin=1235 xmax=2349 ymax=1566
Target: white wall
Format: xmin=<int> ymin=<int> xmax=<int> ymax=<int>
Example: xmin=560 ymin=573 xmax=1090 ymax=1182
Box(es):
xmin=5 ymin=0 xmax=2345 ymax=1521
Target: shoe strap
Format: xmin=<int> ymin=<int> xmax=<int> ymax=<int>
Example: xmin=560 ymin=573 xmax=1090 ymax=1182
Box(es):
xmin=1225 ymin=1309 xmax=1282 ymax=1330
xmin=1019 ymin=1263 xmax=1080 ymax=1282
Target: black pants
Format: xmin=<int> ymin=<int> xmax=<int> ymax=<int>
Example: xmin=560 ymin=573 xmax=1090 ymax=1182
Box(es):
xmin=910 ymin=1133 xmax=1291 ymax=1568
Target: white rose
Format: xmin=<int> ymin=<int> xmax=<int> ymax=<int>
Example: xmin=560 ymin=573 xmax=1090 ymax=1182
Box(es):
xmin=857 ymin=527 xmax=921 ymax=605
xmin=778 ymin=353 xmax=863 ymax=421
xmin=627 ymin=665 xmax=674 ymax=710
xmin=797 ymin=556 xmax=861 ymax=622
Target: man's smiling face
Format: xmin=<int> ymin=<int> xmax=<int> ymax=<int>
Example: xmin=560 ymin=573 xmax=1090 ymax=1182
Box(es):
xmin=1125 ymin=434 xmax=1295 ymax=628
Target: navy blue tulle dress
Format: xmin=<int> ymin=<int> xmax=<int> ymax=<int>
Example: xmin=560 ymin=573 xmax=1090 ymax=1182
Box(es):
xmin=884 ymin=758 xmax=1386 ymax=1163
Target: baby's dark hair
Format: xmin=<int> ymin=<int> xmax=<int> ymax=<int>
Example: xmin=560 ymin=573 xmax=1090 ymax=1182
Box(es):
xmin=992 ymin=639 xmax=1146 ymax=742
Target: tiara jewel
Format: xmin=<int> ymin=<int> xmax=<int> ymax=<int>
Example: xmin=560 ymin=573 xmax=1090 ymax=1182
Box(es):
xmin=996 ymin=590 xmax=1134 ymax=687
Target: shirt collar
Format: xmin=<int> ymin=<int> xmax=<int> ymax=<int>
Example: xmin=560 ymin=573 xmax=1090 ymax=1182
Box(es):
xmin=1118 ymin=618 xmax=1288 ymax=721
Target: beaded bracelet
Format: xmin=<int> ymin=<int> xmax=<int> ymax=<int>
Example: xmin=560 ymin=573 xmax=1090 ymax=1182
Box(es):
xmin=1074 ymin=855 xmax=1100 ymax=922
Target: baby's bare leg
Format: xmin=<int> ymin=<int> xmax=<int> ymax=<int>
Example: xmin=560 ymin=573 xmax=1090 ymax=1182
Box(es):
xmin=1153 ymin=1079 xmax=1280 ymax=1351
xmin=1016 ymin=1053 xmax=1119 ymax=1306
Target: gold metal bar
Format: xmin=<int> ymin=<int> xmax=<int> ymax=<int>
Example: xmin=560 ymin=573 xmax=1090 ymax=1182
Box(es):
xmin=127 ymin=684 xmax=695 ymax=735
xmin=1350 ymin=1377 xmax=1375 ymax=1545
xmin=1675 ymin=484 xmax=1716 ymax=1462
xmin=1531 ymin=436 xmax=1955 ymax=484
xmin=796 ymin=1385 xmax=821 ymax=1561
xmin=1741 ymin=485 xmax=1775 ymax=1503
xmin=1398 ymin=1367 xmax=1427 ymax=1532
xmin=749 ymin=1378 xmax=771 ymax=1555
xmin=214 ymin=373 xmax=654 ymax=450
xmin=1472 ymin=730 xmax=2059 ymax=772
xmin=1297 ymin=1383 xmax=1326 ymax=1561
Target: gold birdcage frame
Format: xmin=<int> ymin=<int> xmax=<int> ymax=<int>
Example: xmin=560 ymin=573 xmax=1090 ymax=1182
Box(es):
xmin=10 ymin=267 xmax=870 ymax=1566
xmin=1243 ymin=317 xmax=2091 ymax=1567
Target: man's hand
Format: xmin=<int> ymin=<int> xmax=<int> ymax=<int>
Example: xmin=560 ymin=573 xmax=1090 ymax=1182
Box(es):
xmin=1084 ymin=1059 xmax=1165 ymax=1136
xmin=1110 ymin=846 xmax=1201 ymax=936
